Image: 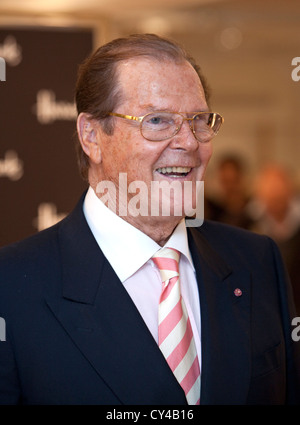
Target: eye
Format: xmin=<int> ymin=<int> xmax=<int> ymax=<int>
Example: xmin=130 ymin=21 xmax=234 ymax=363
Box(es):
xmin=194 ymin=113 xmax=210 ymax=128
xmin=149 ymin=116 xmax=162 ymax=125
xmin=143 ymin=113 xmax=174 ymax=129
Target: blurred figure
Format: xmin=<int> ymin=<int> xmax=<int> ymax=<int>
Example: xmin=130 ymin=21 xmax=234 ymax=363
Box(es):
xmin=205 ymin=155 xmax=254 ymax=229
xmin=248 ymin=164 xmax=300 ymax=313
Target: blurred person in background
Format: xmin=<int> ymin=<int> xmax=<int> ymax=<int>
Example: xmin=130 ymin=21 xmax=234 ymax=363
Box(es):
xmin=248 ymin=164 xmax=300 ymax=313
xmin=205 ymin=155 xmax=254 ymax=229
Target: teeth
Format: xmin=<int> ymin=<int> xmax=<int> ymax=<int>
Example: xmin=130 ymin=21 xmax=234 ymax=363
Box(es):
xmin=156 ymin=166 xmax=192 ymax=175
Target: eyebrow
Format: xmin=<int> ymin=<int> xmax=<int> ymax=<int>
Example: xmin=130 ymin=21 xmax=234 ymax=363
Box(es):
xmin=138 ymin=104 xmax=210 ymax=114
xmin=139 ymin=104 xmax=169 ymax=112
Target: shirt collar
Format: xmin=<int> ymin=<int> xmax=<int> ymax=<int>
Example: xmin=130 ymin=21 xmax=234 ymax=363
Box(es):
xmin=83 ymin=186 xmax=194 ymax=282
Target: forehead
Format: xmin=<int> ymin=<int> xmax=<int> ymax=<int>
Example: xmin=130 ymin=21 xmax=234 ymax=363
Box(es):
xmin=116 ymin=57 xmax=207 ymax=111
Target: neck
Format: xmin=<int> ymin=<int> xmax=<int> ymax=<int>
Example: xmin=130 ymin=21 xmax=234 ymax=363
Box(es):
xmin=120 ymin=214 xmax=180 ymax=246
xmin=89 ymin=175 xmax=183 ymax=246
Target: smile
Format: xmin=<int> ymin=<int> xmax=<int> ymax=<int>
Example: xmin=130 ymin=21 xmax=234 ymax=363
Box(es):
xmin=156 ymin=166 xmax=192 ymax=177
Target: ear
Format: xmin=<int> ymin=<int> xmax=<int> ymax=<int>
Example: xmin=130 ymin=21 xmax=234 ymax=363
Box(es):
xmin=76 ymin=112 xmax=102 ymax=164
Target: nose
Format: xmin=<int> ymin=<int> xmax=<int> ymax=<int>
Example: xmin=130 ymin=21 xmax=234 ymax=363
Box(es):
xmin=170 ymin=118 xmax=199 ymax=151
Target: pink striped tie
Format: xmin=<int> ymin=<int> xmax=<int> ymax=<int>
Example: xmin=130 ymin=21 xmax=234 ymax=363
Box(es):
xmin=152 ymin=247 xmax=200 ymax=405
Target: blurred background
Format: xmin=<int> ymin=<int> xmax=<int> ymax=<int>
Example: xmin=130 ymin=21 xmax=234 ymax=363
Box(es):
xmin=0 ymin=0 xmax=299 ymax=308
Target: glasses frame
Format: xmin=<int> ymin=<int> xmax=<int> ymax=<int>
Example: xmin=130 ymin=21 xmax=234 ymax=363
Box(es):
xmin=108 ymin=111 xmax=224 ymax=143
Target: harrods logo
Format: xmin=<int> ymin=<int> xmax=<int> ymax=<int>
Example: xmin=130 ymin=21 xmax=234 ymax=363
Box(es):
xmin=0 ymin=150 xmax=24 ymax=181
xmin=33 ymin=203 xmax=67 ymax=231
xmin=33 ymin=89 xmax=77 ymax=124
xmin=0 ymin=35 xmax=22 ymax=66
xmin=0 ymin=35 xmax=22 ymax=81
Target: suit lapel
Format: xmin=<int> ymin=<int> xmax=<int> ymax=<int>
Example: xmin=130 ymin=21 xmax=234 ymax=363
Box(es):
xmin=46 ymin=197 xmax=187 ymax=405
xmin=188 ymin=226 xmax=251 ymax=405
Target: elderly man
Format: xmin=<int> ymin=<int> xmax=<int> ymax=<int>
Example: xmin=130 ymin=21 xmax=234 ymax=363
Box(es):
xmin=0 ymin=34 xmax=299 ymax=405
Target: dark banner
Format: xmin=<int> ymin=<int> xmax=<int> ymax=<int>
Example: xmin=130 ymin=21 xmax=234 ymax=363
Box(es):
xmin=0 ymin=27 xmax=93 ymax=246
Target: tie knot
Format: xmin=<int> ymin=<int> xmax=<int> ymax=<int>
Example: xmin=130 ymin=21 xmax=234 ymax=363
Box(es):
xmin=152 ymin=247 xmax=180 ymax=283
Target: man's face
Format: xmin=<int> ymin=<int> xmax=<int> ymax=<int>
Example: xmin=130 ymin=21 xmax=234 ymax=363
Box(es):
xmin=95 ymin=58 xmax=212 ymax=225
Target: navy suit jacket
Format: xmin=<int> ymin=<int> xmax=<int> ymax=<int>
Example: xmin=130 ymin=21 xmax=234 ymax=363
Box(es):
xmin=0 ymin=194 xmax=299 ymax=405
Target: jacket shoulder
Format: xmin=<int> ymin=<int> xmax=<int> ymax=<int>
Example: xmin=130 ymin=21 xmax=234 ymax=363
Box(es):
xmin=197 ymin=219 xmax=271 ymax=247
xmin=0 ymin=192 xmax=87 ymax=271
xmin=0 ymin=221 xmax=61 ymax=269
xmin=190 ymin=219 xmax=280 ymax=270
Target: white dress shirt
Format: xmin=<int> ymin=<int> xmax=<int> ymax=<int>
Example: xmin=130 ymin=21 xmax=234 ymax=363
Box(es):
xmin=83 ymin=186 xmax=202 ymax=368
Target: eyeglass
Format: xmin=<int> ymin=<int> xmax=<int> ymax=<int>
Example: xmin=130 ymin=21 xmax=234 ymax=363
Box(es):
xmin=108 ymin=111 xmax=224 ymax=143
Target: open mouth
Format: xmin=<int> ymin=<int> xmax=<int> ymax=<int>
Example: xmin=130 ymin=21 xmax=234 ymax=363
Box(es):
xmin=156 ymin=166 xmax=192 ymax=178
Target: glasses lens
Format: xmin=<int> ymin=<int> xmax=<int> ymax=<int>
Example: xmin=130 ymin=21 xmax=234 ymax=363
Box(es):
xmin=141 ymin=112 xmax=181 ymax=141
xmin=193 ymin=113 xmax=223 ymax=142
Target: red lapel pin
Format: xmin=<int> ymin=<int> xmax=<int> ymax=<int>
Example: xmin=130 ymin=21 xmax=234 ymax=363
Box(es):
xmin=234 ymin=288 xmax=242 ymax=297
